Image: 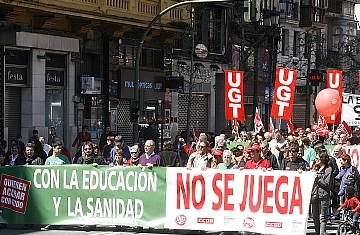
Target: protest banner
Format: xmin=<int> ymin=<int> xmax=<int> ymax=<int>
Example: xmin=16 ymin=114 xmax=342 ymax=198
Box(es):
xmin=0 ymin=165 xmax=316 ymax=234
xmin=165 ymin=168 xmax=314 ymax=235
xmin=0 ymin=165 xmax=166 ymax=227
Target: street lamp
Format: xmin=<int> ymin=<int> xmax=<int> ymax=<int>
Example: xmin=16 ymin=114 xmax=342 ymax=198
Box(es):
xmin=133 ymin=0 xmax=238 ymax=143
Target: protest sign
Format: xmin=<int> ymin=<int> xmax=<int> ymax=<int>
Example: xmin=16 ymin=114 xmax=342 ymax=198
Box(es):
xmin=165 ymin=168 xmax=314 ymax=235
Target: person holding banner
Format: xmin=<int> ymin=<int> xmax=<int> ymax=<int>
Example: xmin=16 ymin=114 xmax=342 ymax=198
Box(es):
xmin=282 ymin=143 xmax=309 ymax=172
xmin=217 ymin=150 xmax=236 ymax=170
xmin=311 ymin=152 xmax=332 ymax=235
xmin=186 ymin=141 xmax=214 ymax=170
xmin=243 ymin=144 xmax=271 ymax=170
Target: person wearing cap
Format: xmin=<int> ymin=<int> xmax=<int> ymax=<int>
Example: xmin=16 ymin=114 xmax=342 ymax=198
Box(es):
xmin=260 ymin=141 xmax=279 ymax=170
xmin=212 ymin=150 xmax=223 ymax=167
xmin=243 ymin=144 xmax=271 ymax=170
xmin=127 ymin=145 xmax=140 ymax=166
xmin=138 ymin=140 xmax=162 ymax=168
xmin=217 ymin=150 xmax=236 ymax=170
xmin=110 ymin=135 xmax=130 ymax=163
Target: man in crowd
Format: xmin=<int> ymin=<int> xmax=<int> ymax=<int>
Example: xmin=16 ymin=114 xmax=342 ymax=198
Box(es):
xmin=138 ymin=140 xmax=162 ymax=167
xmin=269 ymin=130 xmax=286 ymax=165
xmin=110 ymin=136 xmax=130 ymax=163
xmin=45 ymin=141 xmax=70 ymax=165
xmin=48 ymin=126 xmax=62 ymax=145
xmin=260 ymin=141 xmax=279 ymax=170
xmin=24 ymin=143 xmax=43 ymax=165
xmin=244 ymin=144 xmax=271 ymax=170
xmin=282 ymin=143 xmax=310 ymax=171
xmin=98 ymin=125 xmax=114 ymax=155
xmin=127 ymin=145 xmax=140 ymax=166
xmin=187 ymin=141 xmax=214 ymax=169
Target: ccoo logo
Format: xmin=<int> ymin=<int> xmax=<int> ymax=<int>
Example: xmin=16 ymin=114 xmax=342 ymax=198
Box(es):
xmin=175 ymin=214 xmax=187 ymax=226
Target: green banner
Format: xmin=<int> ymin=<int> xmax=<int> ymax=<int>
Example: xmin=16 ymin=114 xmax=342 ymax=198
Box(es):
xmin=0 ymin=165 xmax=166 ymax=227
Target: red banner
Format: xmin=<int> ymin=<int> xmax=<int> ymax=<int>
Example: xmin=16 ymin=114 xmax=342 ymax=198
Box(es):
xmin=325 ymin=70 xmax=342 ymax=124
xmin=225 ymin=70 xmax=245 ymax=121
xmin=270 ymin=67 xmax=297 ymax=121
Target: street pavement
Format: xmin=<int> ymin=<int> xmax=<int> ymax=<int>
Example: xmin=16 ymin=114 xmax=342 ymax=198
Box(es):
xmin=0 ymin=219 xmax=341 ymax=235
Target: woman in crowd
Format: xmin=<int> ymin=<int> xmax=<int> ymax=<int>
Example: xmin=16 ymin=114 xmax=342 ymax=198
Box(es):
xmin=311 ymin=152 xmax=332 ymax=235
xmin=217 ymin=150 xmax=236 ymax=170
xmin=103 ymin=136 xmax=115 ymax=164
xmin=110 ymin=149 xmax=124 ymax=166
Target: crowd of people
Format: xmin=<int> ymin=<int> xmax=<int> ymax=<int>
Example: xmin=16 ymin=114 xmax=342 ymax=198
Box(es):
xmin=2 ymin=124 xmax=360 ymax=235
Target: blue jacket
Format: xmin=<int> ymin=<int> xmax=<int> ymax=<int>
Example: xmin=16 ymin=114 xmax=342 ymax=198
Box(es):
xmin=110 ymin=145 xmax=131 ymax=163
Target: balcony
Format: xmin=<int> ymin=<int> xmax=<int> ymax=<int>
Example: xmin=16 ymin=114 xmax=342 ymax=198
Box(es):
xmin=0 ymin=0 xmax=187 ymax=38
xmin=279 ymin=1 xmax=299 ymax=21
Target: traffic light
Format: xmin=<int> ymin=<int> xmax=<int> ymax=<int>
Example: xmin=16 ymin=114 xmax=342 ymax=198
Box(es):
xmin=310 ymin=69 xmax=323 ymax=86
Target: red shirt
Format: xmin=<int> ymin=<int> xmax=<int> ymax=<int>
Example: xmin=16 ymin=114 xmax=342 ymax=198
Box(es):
xmin=340 ymin=196 xmax=360 ymax=212
xmin=244 ymin=157 xmax=271 ymax=169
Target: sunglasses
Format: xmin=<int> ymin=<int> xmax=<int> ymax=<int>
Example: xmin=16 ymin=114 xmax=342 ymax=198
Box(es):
xmin=289 ymin=150 xmax=297 ymax=153
xmin=84 ymin=148 xmax=92 ymax=151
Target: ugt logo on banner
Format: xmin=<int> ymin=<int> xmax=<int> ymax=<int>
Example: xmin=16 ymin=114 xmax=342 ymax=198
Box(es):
xmin=271 ymin=67 xmax=297 ymax=120
xmin=224 ymin=70 xmax=245 ymax=121
xmin=325 ymin=70 xmax=342 ymax=124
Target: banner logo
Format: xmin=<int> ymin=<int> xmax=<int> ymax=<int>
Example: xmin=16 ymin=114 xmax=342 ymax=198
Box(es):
xmin=197 ymin=217 xmax=214 ymax=224
xmin=243 ymin=217 xmax=255 ymax=228
xmin=0 ymin=174 xmax=31 ymax=214
xmin=175 ymin=214 xmax=187 ymax=226
xmin=265 ymin=221 xmax=283 ymax=228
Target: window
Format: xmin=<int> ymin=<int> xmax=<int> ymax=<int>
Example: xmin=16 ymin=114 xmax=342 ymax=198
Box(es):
xmin=282 ymin=29 xmax=290 ymax=56
xmin=293 ymin=31 xmax=301 ymax=57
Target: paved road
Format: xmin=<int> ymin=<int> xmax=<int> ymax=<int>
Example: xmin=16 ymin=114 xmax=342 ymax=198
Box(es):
xmin=0 ymin=219 xmax=341 ymax=235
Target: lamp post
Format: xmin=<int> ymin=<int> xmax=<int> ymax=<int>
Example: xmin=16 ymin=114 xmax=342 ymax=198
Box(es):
xmin=133 ymin=0 xmax=238 ymax=143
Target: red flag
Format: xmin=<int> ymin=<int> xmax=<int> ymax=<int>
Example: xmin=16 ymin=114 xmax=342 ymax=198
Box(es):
xmin=287 ymin=119 xmax=294 ymax=134
xmin=315 ymin=115 xmax=329 ymax=136
xmin=254 ymin=107 xmax=264 ymax=133
xmin=337 ymin=121 xmax=352 ymax=136
xmin=232 ymin=120 xmax=239 ymax=137
xmin=325 ymin=70 xmax=342 ymax=124
xmin=225 ymin=70 xmax=245 ymax=121
xmin=269 ymin=118 xmax=274 ymax=134
xmin=271 ymin=67 xmax=297 ymax=120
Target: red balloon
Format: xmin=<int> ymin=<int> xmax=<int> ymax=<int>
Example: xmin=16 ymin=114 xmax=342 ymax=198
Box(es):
xmin=315 ymin=88 xmax=341 ymax=117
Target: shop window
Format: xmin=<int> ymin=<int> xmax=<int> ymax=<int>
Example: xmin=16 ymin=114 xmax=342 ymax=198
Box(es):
xmin=45 ymin=89 xmax=64 ymax=141
xmin=83 ymin=96 xmax=104 ymax=139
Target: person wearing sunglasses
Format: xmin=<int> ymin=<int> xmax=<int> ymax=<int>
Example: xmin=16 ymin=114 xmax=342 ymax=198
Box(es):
xmin=186 ymin=141 xmax=214 ymax=170
xmin=76 ymin=141 xmax=104 ymax=166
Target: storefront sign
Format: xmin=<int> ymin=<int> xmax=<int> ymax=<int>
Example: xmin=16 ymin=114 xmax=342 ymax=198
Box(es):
xmin=5 ymin=67 xmax=27 ymax=85
xmin=45 ymin=70 xmax=65 ymax=86
xmin=166 ymin=77 xmax=184 ymax=93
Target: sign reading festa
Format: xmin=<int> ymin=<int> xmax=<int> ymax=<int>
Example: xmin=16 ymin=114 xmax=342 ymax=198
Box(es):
xmin=325 ymin=70 xmax=342 ymax=124
xmin=224 ymin=70 xmax=245 ymax=121
xmin=165 ymin=169 xmax=314 ymax=235
xmin=270 ymin=67 xmax=297 ymax=120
